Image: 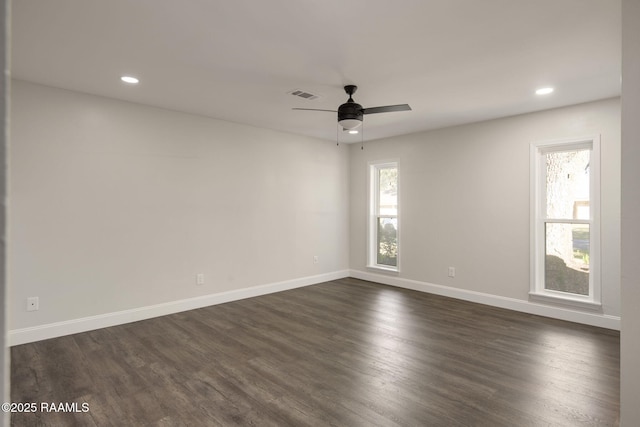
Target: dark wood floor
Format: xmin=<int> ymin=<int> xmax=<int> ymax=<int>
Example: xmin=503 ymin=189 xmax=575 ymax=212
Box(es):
xmin=11 ymin=278 xmax=620 ymax=426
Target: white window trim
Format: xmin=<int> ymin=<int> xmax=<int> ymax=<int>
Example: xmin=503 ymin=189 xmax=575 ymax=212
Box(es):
xmin=367 ymin=160 xmax=400 ymax=273
xmin=529 ymin=135 xmax=601 ymax=309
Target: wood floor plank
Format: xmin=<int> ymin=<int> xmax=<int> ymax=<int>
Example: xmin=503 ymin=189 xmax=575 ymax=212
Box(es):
xmin=11 ymin=278 xmax=620 ymax=426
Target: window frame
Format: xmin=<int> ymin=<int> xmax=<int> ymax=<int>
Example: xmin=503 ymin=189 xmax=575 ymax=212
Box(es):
xmin=529 ymin=136 xmax=601 ymax=309
xmin=368 ymin=160 xmax=400 ymax=272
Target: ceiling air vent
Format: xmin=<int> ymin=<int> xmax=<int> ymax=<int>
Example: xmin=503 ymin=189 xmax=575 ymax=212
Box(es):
xmin=288 ymin=89 xmax=320 ymax=101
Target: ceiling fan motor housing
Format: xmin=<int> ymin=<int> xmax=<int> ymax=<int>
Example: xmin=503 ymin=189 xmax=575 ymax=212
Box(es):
xmin=338 ymin=84 xmax=363 ymax=129
xmin=338 ymin=101 xmax=364 ymax=123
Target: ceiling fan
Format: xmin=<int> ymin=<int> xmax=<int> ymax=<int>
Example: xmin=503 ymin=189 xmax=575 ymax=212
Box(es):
xmin=293 ymin=85 xmax=411 ymax=131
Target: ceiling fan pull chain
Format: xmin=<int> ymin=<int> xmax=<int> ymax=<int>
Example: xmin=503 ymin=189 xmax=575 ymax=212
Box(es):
xmin=361 ymin=123 xmax=364 ymax=150
xmin=336 ymin=123 xmax=339 ymax=146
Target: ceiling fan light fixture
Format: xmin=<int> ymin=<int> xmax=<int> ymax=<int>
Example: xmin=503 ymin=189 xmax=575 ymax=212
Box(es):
xmin=338 ymin=118 xmax=362 ymax=130
xmin=348 ymin=129 xmax=359 ymax=134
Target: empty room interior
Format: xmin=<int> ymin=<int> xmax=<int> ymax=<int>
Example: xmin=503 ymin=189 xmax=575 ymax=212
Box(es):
xmin=5 ymin=0 xmax=640 ymax=426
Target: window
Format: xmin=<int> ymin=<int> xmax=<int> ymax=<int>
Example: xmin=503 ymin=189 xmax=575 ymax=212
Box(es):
xmin=530 ymin=136 xmax=601 ymax=308
xmin=369 ymin=161 xmax=399 ymax=271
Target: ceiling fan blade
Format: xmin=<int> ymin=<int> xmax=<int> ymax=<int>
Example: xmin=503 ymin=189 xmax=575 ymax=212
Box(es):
xmin=292 ymin=108 xmax=338 ymax=112
xmin=362 ymin=104 xmax=411 ymax=115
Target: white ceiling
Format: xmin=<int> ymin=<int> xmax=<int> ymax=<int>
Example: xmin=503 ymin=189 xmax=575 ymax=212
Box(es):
xmin=10 ymin=0 xmax=621 ymax=143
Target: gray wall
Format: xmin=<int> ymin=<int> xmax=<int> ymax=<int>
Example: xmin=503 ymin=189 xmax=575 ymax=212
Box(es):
xmin=350 ymin=98 xmax=621 ymax=324
xmin=621 ymin=0 xmax=640 ymax=423
xmin=1 ymin=0 xmax=7 ymax=424
xmin=9 ymin=80 xmax=350 ymax=332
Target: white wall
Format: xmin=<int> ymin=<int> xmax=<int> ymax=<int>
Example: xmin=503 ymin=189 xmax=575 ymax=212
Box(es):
xmin=8 ymin=79 xmax=623 ymax=344
xmin=9 ymin=80 xmax=350 ymax=335
xmin=621 ymin=0 xmax=640 ymax=423
xmin=350 ymin=98 xmax=621 ymax=325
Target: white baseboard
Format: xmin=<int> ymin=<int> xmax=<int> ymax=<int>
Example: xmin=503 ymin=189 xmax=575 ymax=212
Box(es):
xmin=10 ymin=269 xmax=619 ymax=346
xmin=9 ymin=270 xmax=350 ymax=346
xmin=350 ymin=269 xmax=620 ymax=330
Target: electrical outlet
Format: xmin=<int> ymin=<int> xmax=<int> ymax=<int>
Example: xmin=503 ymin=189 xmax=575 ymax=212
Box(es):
xmin=27 ymin=297 xmax=39 ymax=312
xmin=448 ymin=267 xmax=456 ymax=278
xmin=313 ymin=255 xmax=319 ymax=264
xmin=196 ymin=273 xmax=205 ymax=285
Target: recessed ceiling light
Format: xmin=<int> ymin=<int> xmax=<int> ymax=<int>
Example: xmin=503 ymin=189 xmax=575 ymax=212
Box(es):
xmin=348 ymin=130 xmax=359 ymax=134
xmin=120 ymin=76 xmax=139 ymax=84
xmin=535 ymin=87 xmax=554 ymax=95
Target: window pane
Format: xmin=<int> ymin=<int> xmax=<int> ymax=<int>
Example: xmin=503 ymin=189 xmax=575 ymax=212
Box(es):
xmin=545 ymin=149 xmax=590 ymax=219
xmin=545 ymin=223 xmax=590 ymax=295
xmin=377 ymin=217 xmax=397 ymax=267
xmin=379 ymin=167 xmax=397 ymax=215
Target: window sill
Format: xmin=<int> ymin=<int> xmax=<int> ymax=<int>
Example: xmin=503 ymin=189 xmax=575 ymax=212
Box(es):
xmin=366 ymin=265 xmax=399 ymax=274
xmin=529 ymin=291 xmax=602 ymax=311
